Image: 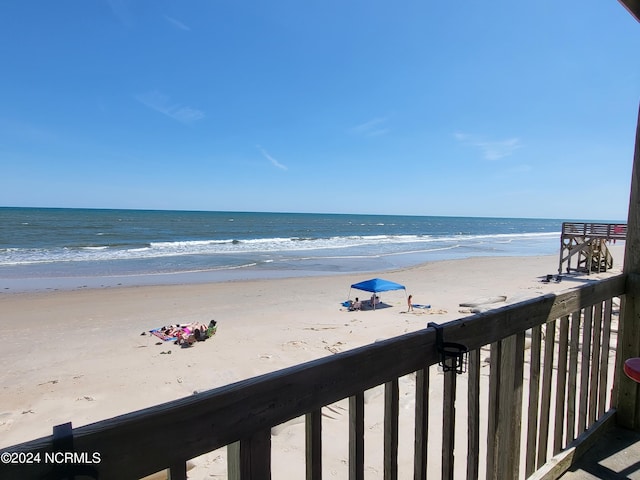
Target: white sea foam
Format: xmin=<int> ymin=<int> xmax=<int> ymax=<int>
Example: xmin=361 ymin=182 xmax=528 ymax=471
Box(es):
xmin=0 ymin=231 xmax=558 ymax=267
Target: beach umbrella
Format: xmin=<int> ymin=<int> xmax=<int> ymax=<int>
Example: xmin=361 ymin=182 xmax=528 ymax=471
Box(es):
xmin=348 ymin=278 xmax=407 ymax=310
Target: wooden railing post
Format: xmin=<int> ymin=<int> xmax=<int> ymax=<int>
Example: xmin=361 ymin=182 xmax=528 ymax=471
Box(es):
xmin=466 ymin=349 xmax=480 ymax=480
xmin=227 ymin=429 xmax=272 ymax=480
xmin=441 ymin=369 xmax=457 ymax=480
xmin=486 ymin=341 xmax=501 ymax=479
xmin=167 ymin=460 xmax=188 ymax=480
xmin=349 ymin=393 xmax=365 ymax=480
xmin=537 ymin=321 xmax=556 ymax=468
xmin=525 ymin=326 xmax=542 ymax=478
xmin=384 ymin=379 xmax=399 ymax=480
xmin=554 ymin=316 xmax=570 ymax=455
xmin=306 ymin=410 xmax=322 ymax=480
xmin=413 ymin=367 xmax=429 ymax=480
xmin=616 ymin=104 xmax=640 ymax=429
xmin=566 ymin=310 xmax=582 ymax=444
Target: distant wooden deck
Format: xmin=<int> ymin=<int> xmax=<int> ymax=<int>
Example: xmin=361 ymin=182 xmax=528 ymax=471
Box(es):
xmin=561 ymin=223 xmax=627 ymax=241
xmin=558 ymin=223 xmax=626 ymax=275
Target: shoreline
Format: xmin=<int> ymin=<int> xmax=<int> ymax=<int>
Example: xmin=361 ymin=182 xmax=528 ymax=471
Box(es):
xmin=0 ymin=247 xmax=562 ymax=294
xmin=0 ymin=249 xmax=626 ymax=476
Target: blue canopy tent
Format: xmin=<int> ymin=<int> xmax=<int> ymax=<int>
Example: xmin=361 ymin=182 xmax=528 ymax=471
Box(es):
xmin=348 ymin=278 xmax=407 ymax=310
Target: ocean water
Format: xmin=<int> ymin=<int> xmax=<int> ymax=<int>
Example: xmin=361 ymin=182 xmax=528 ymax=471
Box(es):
xmin=0 ymin=207 xmax=567 ymax=291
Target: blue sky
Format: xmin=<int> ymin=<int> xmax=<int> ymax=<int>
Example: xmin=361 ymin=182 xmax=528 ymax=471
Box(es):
xmin=1 ymin=1 xmax=638 ymax=220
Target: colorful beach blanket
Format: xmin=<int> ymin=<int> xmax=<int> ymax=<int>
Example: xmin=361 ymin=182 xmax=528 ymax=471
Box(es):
xmin=150 ymin=321 xmax=217 ymax=342
xmin=150 ymin=328 xmax=177 ymax=342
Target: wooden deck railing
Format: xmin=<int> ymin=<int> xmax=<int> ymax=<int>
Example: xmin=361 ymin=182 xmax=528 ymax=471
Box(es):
xmin=0 ymin=274 xmax=626 ymax=480
xmin=561 ymin=222 xmax=627 ymax=240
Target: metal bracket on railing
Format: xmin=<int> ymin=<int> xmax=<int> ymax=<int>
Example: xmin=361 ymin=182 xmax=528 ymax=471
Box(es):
xmin=428 ymin=322 xmax=468 ymax=374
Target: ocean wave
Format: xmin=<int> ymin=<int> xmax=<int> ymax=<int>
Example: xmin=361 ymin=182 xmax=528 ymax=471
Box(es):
xmin=0 ymin=231 xmax=558 ymax=267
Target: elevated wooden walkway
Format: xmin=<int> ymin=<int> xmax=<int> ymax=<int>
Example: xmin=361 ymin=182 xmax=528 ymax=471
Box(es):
xmin=558 ymin=223 xmax=626 ymax=275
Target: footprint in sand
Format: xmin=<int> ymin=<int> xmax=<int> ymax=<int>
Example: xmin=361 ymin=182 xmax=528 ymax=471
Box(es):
xmin=0 ymin=412 xmax=15 ymax=430
xmin=282 ymin=340 xmax=308 ymax=350
xmin=323 ymin=341 xmax=344 ymax=354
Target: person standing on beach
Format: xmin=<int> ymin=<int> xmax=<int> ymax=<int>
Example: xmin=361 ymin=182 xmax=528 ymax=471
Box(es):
xmin=407 ymin=294 xmax=413 ymax=312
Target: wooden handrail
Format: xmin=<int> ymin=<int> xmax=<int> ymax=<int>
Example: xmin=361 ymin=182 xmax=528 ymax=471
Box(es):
xmin=562 ymin=222 xmax=627 ymax=239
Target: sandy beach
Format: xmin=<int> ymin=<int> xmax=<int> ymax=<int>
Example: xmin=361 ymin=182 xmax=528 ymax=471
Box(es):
xmin=0 ymin=249 xmax=626 ymax=478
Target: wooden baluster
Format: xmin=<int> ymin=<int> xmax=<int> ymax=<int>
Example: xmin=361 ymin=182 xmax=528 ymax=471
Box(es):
xmin=442 ymin=368 xmax=456 ymax=480
xmin=349 ymin=393 xmax=365 ymax=480
xmin=525 ymin=326 xmax=542 ymax=478
xmin=589 ymin=302 xmax=603 ymax=425
xmin=384 ymin=379 xmax=399 ymax=480
xmin=598 ymin=299 xmax=614 ymax=417
xmin=578 ymin=306 xmax=593 ymax=435
xmin=413 ymin=367 xmax=429 ymax=480
xmin=467 ymin=349 xmax=480 ymax=480
xmin=566 ymin=310 xmax=582 ymax=443
xmin=554 ymin=316 xmax=570 ymax=454
xmin=227 ymin=429 xmax=272 ymax=480
xmin=167 ymin=460 xmax=188 ymax=480
xmin=486 ymin=341 xmax=501 ymax=479
xmin=306 ymin=410 xmax=322 ymax=480
xmin=537 ymin=320 xmax=556 ymax=468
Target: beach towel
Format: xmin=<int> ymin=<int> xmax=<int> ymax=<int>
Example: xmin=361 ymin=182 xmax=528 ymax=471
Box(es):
xmin=150 ymin=328 xmax=177 ymax=342
xmin=412 ymin=304 xmax=431 ymax=309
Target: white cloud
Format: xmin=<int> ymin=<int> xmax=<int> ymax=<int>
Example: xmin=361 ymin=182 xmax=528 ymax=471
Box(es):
xmin=351 ymin=117 xmax=390 ymax=137
xmin=258 ymin=146 xmax=288 ymax=171
xmin=455 ymin=132 xmax=522 ymax=160
xmin=164 ymin=15 xmax=190 ymax=31
xmin=135 ymin=91 xmax=204 ymax=124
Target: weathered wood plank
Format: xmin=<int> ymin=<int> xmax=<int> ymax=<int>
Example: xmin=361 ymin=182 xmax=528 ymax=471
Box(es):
xmin=510 ymin=333 xmax=526 ymax=478
xmin=413 ymin=367 xmax=429 ymax=480
xmin=168 ymin=460 xmax=188 ymax=480
xmin=537 ymin=320 xmax=556 ymax=468
xmin=566 ymin=310 xmax=581 ymax=443
xmin=467 ymin=349 xmax=480 ymax=480
xmin=616 ymin=104 xmax=640 ymax=428
xmin=486 ymin=341 xmax=501 ymax=479
xmin=384 ymin=379 xmax=399 ymax=480
xmin=442 ymin=370 xmax=457 ymax=480
xmin=525 ymin=325 xmax=542 ymax=478
xmin=227 ymin=429 xmax=272 ymax=480
xmin=497 ymin=336 xmax=516 ymax=477
xmin=589 ymin=302 xmax=603 ymax=425
xmin=553 ymin=316 xmax=569 ymax=454
xmin=598 ymin=299 xmax=613 ymax=418
xmin=349 ymin=393 xmax=365 ymax=480
xmin=305 ymin=410 xmax=322 ymax=480
xmin=616 ymin=280 xmax=640 ymax=428
xmin=578 ymin=306 xmax=593 ymax=434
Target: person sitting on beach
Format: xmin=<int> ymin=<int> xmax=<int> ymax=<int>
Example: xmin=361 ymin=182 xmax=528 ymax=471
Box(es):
xmin=162 ymin=325 xmax=183 ymax=338
xmin=349 ymin=298 xmax=362 ymax=311
xmin=204 ymin=319 xmax=218 ymax=338
xmin=177 ymin=330 xmax=197 ymax=347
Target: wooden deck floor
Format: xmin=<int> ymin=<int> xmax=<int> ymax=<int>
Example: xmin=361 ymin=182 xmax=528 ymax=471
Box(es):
xmin=560 ymin=426 xmax=640 ymax=479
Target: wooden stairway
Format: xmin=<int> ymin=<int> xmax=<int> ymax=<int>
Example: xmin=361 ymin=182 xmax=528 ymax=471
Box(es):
xmin=558 ymin=223 xmax=624 ymax=274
